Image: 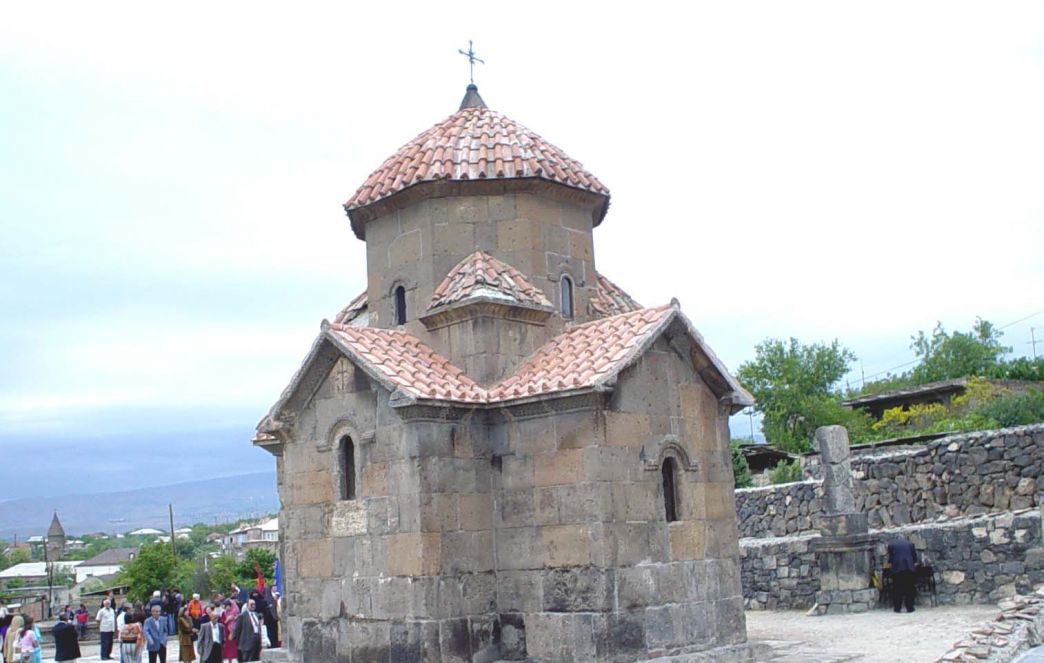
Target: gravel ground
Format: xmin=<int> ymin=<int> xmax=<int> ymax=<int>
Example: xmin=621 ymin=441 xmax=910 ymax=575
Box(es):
xmin=747 ymin=605 xmax=1001 ymax=663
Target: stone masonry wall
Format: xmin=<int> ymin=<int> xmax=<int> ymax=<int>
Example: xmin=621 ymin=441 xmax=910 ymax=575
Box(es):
xmin=741 ymin=510 xmax=1043 ymax=610
xmin=736 ymin=424 xmax=1044 ymax=539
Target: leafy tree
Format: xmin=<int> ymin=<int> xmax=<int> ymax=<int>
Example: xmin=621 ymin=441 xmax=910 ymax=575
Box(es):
xmin=730 ymin=443 xmax=753 ymax=488
xmin=737 ymin=338 xmax=864 ymax=452
xmin=909 ymin=318 xmax=1010 ymax=384
xmin=236 ymin=548 xmax=276 ymax=586
xmin=207 ymin=555 xmax=240 ymax=596
xmin=117 ymin=543 xmax=193 ymax=601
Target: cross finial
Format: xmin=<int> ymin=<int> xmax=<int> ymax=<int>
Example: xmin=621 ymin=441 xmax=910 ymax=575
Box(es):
xmin=458 ymin=40 xmax=484 ymax=85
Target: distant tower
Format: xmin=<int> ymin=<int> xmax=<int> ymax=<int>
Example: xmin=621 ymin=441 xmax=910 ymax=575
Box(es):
xmin=46 ymin=511 xmax=66 ymax=560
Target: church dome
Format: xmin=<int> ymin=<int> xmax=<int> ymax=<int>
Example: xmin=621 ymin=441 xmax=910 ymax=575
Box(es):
xmin=344 ymin=85 xmax=610 ymax=235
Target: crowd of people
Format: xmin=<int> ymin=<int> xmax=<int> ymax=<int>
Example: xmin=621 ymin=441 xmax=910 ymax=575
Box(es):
xmin=0 ymin=582 xmax=280 ymax=663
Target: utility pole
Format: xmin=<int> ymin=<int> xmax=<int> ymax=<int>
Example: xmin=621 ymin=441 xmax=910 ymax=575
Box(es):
xmin=1030 ymin=327 xmax=1040 ymax=360
xmin=169 ymin=504 xmax=177 ymax=563
xmin=42 ymin=534 xmax=53 ymax=618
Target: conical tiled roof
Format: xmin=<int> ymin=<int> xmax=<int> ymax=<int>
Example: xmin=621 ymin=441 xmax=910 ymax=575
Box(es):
xmin=345 ymin=86 xmax=609 ymax=218
xmin=428 ymin=251 xmax=551 ymax=311
xmin=48 ymin=512 xmax=65 ymax=537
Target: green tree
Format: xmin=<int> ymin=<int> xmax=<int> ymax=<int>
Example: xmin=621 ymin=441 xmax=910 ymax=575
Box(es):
xmin=117 ymin=543 xmax=193 ymax=601
xmin=909 ymin=318 xmax=1010 ymax=384
xmin=207 ymin=555 xmax=240 ymax=596
xmin=737 ymin=338 xmax=863 ymax=452
xmin=236 ymin=548 xmax=276 ymax=586
xmin=730 ymin=443 xmax=753 ymax=488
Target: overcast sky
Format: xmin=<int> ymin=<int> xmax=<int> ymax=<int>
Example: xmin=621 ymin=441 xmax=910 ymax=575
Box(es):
xmin=2 ymin=2 xmax=1042 ymax=497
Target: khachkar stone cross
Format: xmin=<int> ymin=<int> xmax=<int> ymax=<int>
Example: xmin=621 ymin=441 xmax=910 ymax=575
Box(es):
xmin=811 ymin=425 xmax=878 ymax=615
xmin=458 ymin=40 xmax=484 ymax=84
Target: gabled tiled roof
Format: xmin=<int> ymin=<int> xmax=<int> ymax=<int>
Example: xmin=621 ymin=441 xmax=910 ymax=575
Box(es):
xmin=590 ymin=273 xmax=642 ymax=317
xmin=345 ymin=98 xmax=609 ymax=213
xmin=261 ymin=303 xmax=751 ymax=427
xmin=488 ymin=305 xmax=673 ymax=400
xmin=326 ymin=323 xmax=487 ymax=402
xmin=428 ymin=251 xmax=552 ymax=311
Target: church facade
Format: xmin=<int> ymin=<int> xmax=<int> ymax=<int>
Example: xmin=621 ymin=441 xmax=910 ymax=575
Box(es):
xmin=255 ymin=84 xmax=754 ymax=663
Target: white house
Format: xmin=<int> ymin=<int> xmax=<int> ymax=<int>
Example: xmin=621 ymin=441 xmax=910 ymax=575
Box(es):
xmin=221 ymin=517 xmax=278 ymax=559
xmin=128 ymin=527 xmax=164 ymax=536
xmin=0 ymin=561 xmax=81 ymax=583
xmin=74 ymin=548 xmax=139 ymax=583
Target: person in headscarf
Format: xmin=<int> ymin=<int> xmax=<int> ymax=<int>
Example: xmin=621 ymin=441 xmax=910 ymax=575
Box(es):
xmin=219 ymin=600 xmax=239 ymax=663
xmin=177 ymin=606 xmax=196 ymax=662
xmin=3 ymin=614 xmax=24 ymax=663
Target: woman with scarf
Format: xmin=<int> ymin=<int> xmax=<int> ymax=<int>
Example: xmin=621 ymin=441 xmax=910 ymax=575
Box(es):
xmin=219 ymin=600 xmax=239 ymax=662
xmin=3 ymin=614 xmax=24 ymax=663
xmin=177 ymin=605 xmax=197 ymax=662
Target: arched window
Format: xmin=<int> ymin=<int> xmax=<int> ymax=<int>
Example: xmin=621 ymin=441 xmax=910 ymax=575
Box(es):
xmin=394 ymin=285 xmax=407 ymax=325
xmin=661 ymin=457 xmax=678 ymax=522
xmin=560 ymin=275 xmax=574 ymax=319
xmin=340 ymin=436 xmax=356 ymax=500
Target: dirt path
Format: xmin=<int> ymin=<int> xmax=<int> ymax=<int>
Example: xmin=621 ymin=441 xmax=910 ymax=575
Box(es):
xmin=747 ymin=605 xmax=1000 ymax=663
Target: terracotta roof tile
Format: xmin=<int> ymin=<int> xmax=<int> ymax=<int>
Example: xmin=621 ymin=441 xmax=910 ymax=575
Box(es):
xmin=345 ymin=106 xmax=609 ymax=211
xmin=333 ymin=291 xmax=368 ymax=325
xmin=327 ymin=323 xmax=486 ymax=403
xmin=428 ymin=251 xmax=552 ymax=311
xmin=487 ymin=305 xmax=673 ymax=400
xmin=589 ymin=273 xmax=642 ymax=317
xmin=323 ymin=306 xmax=673 ymax=405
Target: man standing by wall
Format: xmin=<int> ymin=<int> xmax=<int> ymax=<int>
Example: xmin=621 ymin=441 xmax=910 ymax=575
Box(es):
xmin=95 ymin=598 xmax=116 ymax=660
xmin=887 ymin=535 xmax=919 ymax=613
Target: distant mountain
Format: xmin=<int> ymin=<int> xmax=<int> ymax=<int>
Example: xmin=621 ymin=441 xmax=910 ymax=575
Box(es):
xmin=0 ymin=471 xmax=279 ymax=539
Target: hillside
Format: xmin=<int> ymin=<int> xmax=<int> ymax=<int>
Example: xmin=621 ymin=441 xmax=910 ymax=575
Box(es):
xmin=0 ymin=471 xmax=279 ymax=539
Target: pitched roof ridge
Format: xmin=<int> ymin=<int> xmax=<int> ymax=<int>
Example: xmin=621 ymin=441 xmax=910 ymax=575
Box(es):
xmin=428 ymin=250 xmax=551 ymax=311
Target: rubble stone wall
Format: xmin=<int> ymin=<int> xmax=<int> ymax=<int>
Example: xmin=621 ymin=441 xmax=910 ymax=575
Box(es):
xmin=735 ymin=424 xmax=1044 ymax=539
xmin=740 ymin=510 xmax=1043 ymax=610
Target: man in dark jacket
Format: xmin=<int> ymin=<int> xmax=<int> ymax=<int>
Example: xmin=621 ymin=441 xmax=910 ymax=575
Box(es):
xmin=887 ymin=536 xmax=919 ymax=613
xmin=232 ymin=599 xmax=262 ymax=662
xmin=54 ymin=613 xmax=82 ymax=662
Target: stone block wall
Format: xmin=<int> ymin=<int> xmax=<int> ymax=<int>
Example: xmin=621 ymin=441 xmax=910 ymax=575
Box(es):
xmin=740 ymin=510 xmax=1043 ymax=610
xmin=735 ymin=424 xmax=1044 ymax=539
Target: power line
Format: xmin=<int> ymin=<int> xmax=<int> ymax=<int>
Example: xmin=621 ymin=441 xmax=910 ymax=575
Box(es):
xmin=999 ymin=309 xmax=1044 ymax=330
xmin=852 ymin=308 xmax=1043 ymax=388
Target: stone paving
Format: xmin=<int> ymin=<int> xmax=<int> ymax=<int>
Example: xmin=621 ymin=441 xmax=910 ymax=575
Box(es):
xmin=748 ymin=604 xmax=1001 ymax=663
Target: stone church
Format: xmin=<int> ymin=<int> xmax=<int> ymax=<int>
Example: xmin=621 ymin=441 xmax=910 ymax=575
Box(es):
xmin=255 ymin=83 xmax=754 ymax=663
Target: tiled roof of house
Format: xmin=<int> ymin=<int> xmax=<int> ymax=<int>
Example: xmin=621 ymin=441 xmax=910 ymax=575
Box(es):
xmin=344 ymin=91 xmax=609 ymax=212
xmin=428 ymin=251 xmax=552 ymax=311
xmin=590 ymin=273 xmax=642 ymax=317
xmin=80 ymin=547 xmax=138 ymax=567
xmin=488 ymin=305 xmax=673 ymax=399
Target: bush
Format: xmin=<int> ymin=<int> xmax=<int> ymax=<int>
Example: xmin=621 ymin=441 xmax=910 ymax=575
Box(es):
xmin=977 ymin=388 xmax=1044 ymax=427
xmin=769 ymin=459 xmax=802 ymax=484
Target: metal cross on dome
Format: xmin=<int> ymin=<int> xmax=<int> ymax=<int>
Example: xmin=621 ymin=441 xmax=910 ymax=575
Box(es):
xmin=458 ymin=40 xmax=484 ymax=84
